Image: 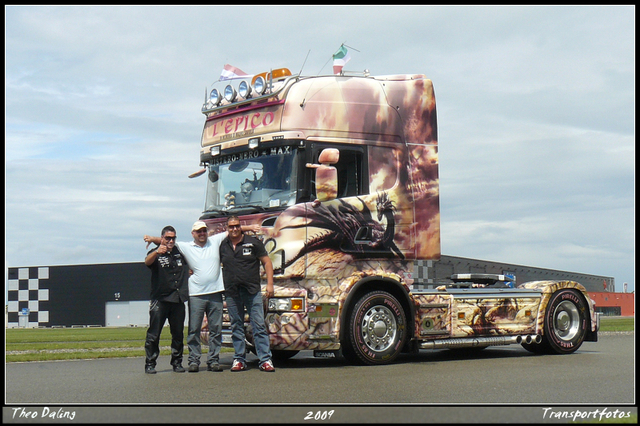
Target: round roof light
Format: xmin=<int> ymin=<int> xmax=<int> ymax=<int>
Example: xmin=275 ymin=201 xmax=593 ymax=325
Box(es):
xmin=209 ymin=88 xmax=221 ymax=106
xmin=238 ymin=80 xmax=251 ymax=98
xmin=224 ymin=85 xmax=237 ymax=102
xmin=253 ymin=76 xmax=266 ymax=96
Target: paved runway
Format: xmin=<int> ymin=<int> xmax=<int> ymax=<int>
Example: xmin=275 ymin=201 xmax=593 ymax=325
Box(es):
xmin=4 ymin=333 xmax=636 ymax=423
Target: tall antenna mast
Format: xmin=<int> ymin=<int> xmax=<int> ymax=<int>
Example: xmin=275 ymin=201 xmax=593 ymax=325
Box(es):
xmin=298 ymin=50 xmax=311 ymax=77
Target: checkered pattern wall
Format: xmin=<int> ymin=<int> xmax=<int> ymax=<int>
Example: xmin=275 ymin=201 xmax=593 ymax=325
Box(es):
xmin=7 ymin=267 xmax=51 ymax=328
xmin=7 ymin=263 xmax=150 ymax=328
xmin=412 ymin=260 xmax=434 ymax=291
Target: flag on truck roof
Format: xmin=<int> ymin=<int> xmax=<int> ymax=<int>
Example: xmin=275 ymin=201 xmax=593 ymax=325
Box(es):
xmin=220 ymin=64 xmax=253 ymax=81
xmin=333 ymin=45 xmax=351 ymax=75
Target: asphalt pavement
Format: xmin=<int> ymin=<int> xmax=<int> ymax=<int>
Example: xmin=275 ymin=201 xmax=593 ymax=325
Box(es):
xmin=4 ymin=333 xmax=636 ymax=423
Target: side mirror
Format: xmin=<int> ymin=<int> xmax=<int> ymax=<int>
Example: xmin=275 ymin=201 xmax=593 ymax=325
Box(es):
xmin=315 ymin=165 xmax=337 ymax=201
xmin=318 ymin=148 xmax=339 ymax=165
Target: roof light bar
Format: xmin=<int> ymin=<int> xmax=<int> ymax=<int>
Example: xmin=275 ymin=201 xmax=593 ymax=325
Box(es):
xmin=202 ymin=68 xmax=293 ymax=113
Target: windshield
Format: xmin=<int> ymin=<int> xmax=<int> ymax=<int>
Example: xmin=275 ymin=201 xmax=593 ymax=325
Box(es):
xmin=204 ymin=145 xmax=299 ymax=214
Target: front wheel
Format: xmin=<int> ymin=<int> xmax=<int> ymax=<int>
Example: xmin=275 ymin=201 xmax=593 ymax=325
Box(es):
xmin=534 ymin=289 xmax=588 ymax=354
xmin=343 ymin=291 xmax=407 ymax=365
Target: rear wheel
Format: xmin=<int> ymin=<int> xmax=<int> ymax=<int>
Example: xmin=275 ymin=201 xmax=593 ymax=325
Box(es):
xmin=343 ymin=291 xmax=407 ymax=365
xmin=528 ymin=289 xmax=588 ymax=354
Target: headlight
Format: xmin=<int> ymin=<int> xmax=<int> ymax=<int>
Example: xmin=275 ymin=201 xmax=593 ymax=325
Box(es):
xmin=224 ymin=84 xmax=237 ymax=102
xmin=209 ymin=88 xmax=222 ymax=106
xmin=253 ymin=76 xmax=266 ymax=95
xmin=268 ymin=298 xmax=305 ymax=312
xmin=238 ymin=80 xmax=251 ymax=98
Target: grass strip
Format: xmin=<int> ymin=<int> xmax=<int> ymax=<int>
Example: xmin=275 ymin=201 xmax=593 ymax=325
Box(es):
xmin=5 ymin=317 xmax=632 ymax=363
xmin=597 ymin=317 xmax=634 ymax=332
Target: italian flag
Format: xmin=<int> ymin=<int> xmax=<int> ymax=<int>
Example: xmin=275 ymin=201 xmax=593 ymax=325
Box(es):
xmin=220 ymin=64 xmax=253 ymax=81
xmin=333 ymin=45 xmax=351 ymax=75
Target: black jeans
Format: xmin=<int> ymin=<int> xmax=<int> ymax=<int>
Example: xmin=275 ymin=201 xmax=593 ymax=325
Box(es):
xmin=144 ymin=300 xmax=186 ymax=367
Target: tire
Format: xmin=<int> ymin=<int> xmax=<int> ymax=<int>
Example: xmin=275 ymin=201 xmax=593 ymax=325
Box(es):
xmin=343 ymin=291 xmax=407 ymax=365
xmin=536 ymin=289 xmax=588 ymax=354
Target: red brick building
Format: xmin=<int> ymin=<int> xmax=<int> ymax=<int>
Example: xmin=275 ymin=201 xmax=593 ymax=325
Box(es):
xmin=588 ymin=292 xmax=635 ymax=317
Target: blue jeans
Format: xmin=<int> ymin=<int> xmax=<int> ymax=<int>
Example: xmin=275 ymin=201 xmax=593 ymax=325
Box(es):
xmin=226 ymin=287 xmax=272 ymax=364
xmin=187 ymin=292 xmax=222 ymax=366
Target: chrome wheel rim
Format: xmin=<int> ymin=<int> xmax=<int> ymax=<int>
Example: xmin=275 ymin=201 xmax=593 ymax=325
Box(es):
xmin=361 ymin=305 xmax=397 ymax=352
xmin=553 ymin=300 xmax=580 ymax=341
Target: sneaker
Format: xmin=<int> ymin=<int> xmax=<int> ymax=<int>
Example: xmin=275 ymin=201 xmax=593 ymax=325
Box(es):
xmin=207 ymin=363 xmax=222 ymax=372
xmin=230 ymin=359 xmax=246 ymax=372
xmin=145 ymin=365 xmax=157 ymax=374
xmin=188 ymin=364 xmax=199 ymax=373
xmin=259 ymin=360 xmax=276 ymax=372
xmin=173 ymin=364 xmax=186 ymax=373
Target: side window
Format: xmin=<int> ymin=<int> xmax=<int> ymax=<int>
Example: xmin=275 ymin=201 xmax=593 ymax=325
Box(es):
xmin=369 ymin=146 xmax=399 ymax=192
xmin=309 ymin=146 xmax=365 ymax=200
xmin=335 ymin=150 xmax=363 ymax=198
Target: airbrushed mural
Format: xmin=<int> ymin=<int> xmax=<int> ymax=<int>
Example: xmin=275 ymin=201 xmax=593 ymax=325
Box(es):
xmin=198 ymin=71 xmax=597 ymax=364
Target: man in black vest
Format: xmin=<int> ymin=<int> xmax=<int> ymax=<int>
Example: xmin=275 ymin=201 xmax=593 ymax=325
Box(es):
xmin=144 ymin=225 xmax=190 ymax=374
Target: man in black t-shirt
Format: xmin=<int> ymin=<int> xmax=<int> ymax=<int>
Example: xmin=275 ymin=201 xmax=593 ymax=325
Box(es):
xmin=144 ymin=225 xmax=190 ymax=374
xmin=219 ymin=216 xmax=275 ymax=372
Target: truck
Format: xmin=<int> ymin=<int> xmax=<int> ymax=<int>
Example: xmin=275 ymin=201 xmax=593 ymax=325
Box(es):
xmin=193 ymin=66 xmax=599 ymax=365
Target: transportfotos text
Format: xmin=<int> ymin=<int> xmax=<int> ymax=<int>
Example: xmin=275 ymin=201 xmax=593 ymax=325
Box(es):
xmin=541 ymin=407 xmax=632 ymax=421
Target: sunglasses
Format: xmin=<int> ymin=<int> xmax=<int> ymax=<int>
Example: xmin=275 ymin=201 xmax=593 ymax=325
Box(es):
xmin=164 ymin=236 xmax=176 ymax=241
xmin=227 ymin=224 xmax=241 ymax=229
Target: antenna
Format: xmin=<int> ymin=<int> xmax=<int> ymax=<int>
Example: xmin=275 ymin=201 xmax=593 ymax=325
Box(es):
xmin=316 ymin=55 xmax=333 ymax=76
xmin=298 ymin=49 xmax=311 ymax=77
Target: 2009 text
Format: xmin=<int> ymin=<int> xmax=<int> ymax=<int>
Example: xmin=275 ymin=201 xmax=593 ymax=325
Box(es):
xmin=304 ymin=410 xmax=335 ymax=421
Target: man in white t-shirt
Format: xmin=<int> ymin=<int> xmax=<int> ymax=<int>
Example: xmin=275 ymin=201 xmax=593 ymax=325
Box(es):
xmin=179 ymin=221 xmax=226 ymax=372
xmin=144 ymin=221 xmax=256 ymax=372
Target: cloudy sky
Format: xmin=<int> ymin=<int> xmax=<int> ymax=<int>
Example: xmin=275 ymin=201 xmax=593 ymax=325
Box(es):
xmin=5 ymin=5 xmax=635 ymax=292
